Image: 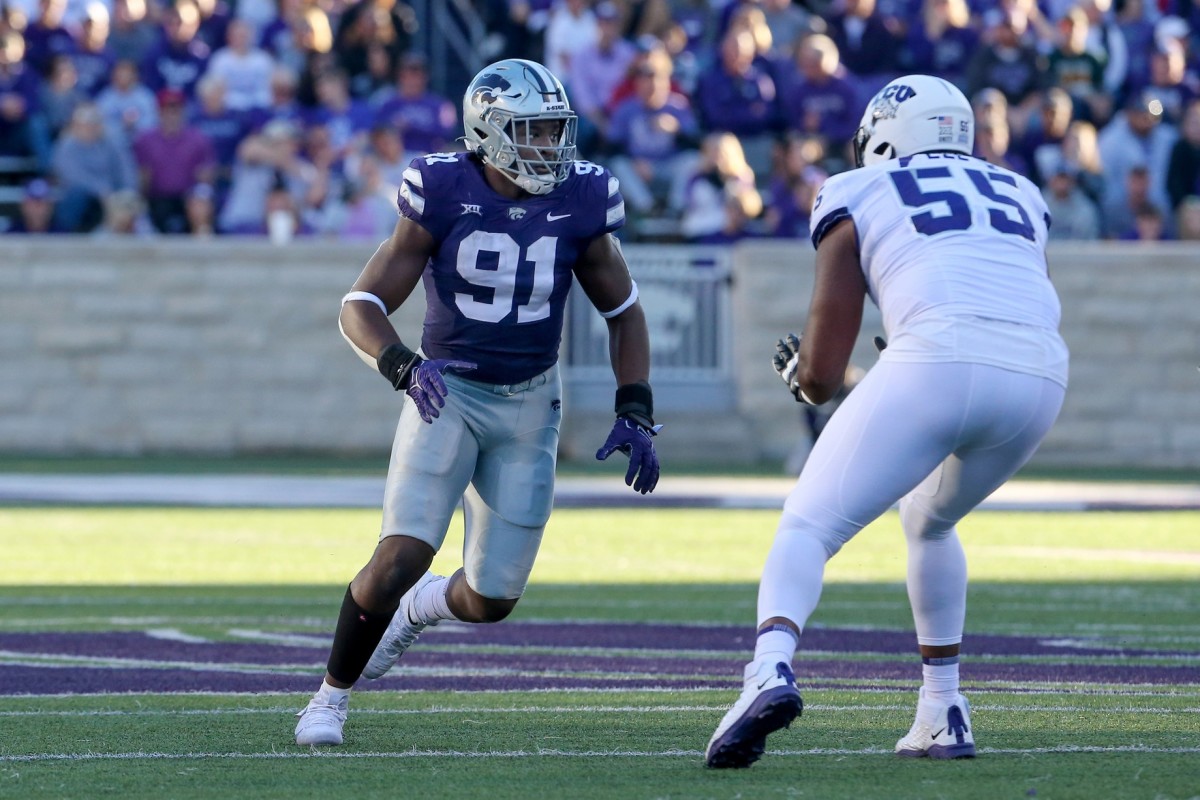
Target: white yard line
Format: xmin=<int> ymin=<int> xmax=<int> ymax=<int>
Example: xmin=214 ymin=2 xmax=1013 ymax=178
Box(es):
xmin=3 ymin=744 xmax=1200 ymax=763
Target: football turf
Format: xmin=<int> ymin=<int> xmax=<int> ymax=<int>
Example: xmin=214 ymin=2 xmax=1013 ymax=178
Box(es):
xmin=1 ymin=507 xmax=1197 ymax=799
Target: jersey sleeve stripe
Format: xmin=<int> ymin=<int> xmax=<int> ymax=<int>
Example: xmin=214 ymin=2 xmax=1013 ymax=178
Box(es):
xmin=608 ymin=176 xmax=619 ymax=197
xmin=403 ymin=167 xmax=423 ymax=189
xmin=399 ymin=177 xmax=425 ymax=215
xmin=606 ymin=200 xmax=625 ymax=228
xmin=811 ymin=207 xmax=852 ymax=249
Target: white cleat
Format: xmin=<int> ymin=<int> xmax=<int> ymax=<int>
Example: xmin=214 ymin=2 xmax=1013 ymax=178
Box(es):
xmin=895 ymin=688 xmax=976 ymax=759
xmin=294 ymin=694 xmax=348 ymax=746
xmin=361 ymin=571 xmax=439 ymax=680
xmin=705 ymin=659 xmax=803 ymax=768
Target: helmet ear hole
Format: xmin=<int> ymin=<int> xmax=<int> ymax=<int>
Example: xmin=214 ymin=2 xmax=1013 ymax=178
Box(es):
xmin=873 ymin=142 xmax=892 ymax=158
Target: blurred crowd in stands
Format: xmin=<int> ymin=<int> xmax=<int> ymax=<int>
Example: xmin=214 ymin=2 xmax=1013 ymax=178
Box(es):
xmin=2 ymin=0 xmax=1199 ymax=243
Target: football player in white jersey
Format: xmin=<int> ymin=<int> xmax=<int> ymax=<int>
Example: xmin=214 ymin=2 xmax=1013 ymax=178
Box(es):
xmin=706 ymin=74 xmax=1069 ymax=768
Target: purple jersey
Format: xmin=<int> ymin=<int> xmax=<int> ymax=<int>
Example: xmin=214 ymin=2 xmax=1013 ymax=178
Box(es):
xmin=397 ymin=152 xmax=625 ymax=384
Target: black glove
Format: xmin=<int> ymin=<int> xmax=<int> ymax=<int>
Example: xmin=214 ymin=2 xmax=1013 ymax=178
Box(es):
xmin=874 ymin=336 xmax=887 ymax=352
xmin=772 ymin=333 xmax=812 ymax=404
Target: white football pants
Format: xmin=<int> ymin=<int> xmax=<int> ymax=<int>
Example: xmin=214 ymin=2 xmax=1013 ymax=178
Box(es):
xmin=758 ymin=360 xmax=1066 ymax=646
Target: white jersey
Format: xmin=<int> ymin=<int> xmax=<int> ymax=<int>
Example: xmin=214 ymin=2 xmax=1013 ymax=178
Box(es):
xmin=810 ymin=152 xmax=1068 ymax=387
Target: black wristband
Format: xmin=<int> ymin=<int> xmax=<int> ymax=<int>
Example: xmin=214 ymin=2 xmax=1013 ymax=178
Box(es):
xmin=377 ymin=342 xmax=421 ymax=391
xmin=614 ymin=381 xmax=654 ymax=428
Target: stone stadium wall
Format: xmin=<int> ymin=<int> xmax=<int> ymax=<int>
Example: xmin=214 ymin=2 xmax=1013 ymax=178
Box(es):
xmin=2 ymin=238 xmax=1197 ymax=470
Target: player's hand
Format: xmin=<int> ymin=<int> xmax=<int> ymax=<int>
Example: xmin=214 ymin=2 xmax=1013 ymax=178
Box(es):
xmin=772 ymin=333 xmax=810 ymax=404
xmin=406 ymin=358 xmax=477 ymax=423
xmin=596 ymin=417 xmax=661 ymax=494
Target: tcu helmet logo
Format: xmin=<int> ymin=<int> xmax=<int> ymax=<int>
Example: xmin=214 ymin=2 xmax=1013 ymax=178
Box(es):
xmin=871 ymin=84 xmax=917 ymax=121
xmin=472 ymin=73 xmax=516 ymax=106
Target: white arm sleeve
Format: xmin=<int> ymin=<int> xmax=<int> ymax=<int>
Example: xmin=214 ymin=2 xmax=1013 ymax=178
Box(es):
xmin=340 ymin=291 xmax=388 ymax=368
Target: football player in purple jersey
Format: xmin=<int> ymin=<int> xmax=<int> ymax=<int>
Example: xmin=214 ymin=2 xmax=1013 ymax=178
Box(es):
xmin=296 ymin=59 xmax=661 ymax=747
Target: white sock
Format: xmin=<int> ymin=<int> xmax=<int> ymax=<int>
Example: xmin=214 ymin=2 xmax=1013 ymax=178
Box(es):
xmin=753 ymin=627 xmax=799 ymax=669
xmin=922 ymin=657 xmax=960 ymax=704
xmin=408 ymin=575 xmax=456 ymax=626
xmin=316 ymin=679 xmax=350 ymax=704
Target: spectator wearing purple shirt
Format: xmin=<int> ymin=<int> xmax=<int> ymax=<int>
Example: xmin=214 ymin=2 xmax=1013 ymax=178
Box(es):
xmin=133 ymin=88 xmax=217 ymax=233
xmin=1136 ymin=41 xmax=1200 ymax=126
xmin=71 ymin=3 xmax=117 ymax=97
xmin=607 ymin=56 xmax=700 ymax=215
xmin=140 ymin=0 xmax=211 ymax=95
xmin=372 ymin=53 xmax=457 ymax=155
xmin=900 ymin=0 xmax=978 ymax=91
xmin=782 ymin=34 xmax=861 ymax=165
xmin=4 ymin=178 xmax=65 ymax=234
xmin=24 ymin=0 xmax=77 ymax=75
xmin=108 ymin=0 xmax=159 ymax=65
xmin=1118 ymin=0 xmax=1156 ymax=93
xmin=966 ymin=8 xmax=1048 ymax=136
xmin=824 ymin=0 xmax=902 ymax=85
xmin=1015 ymin=87 xmax=1073 ymax=187
xmin=305 ymin=68 xmax=375 ymax=160
xmin=569 ymin=2 xmax=638 ymax=154
xmin=0 ymin=30 xmax=52 ymax=169
xmin=189 ymin=75 xmax=250 ymax=194
xmin=694 ymin=28 xmax=783 ymax=177
xmin=763 ymin=134 xmax=827 ymax=240
xmin=259 ymin=1 xmax=299 ymax=64
xmin=194 ymin=0 xmax=234 ymax=52
xmin=974 ymin=116 xmax=1029 ymax=177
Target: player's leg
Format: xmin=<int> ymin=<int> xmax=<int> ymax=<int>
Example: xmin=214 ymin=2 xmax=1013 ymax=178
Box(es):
xmin=896 ymin=364 xmax=1065 ymax=759
xmin=392 ymin=367 xmax=560 ymax=628
xmin=708 ymin=361 xmax=962 ymax=768
xmin=296 ymin=397 xmax=477 ymax=745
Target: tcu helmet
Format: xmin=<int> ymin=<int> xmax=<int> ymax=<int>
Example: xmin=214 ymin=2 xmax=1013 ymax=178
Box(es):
xmin=462 ymin=59 xmax=578 ymax=195
xmin=852 ymin=75 xmax=974 ymax=168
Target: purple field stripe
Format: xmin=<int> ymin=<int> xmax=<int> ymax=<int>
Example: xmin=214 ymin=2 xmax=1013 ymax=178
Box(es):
xmin=3 ymin=656 xmax=1197 ymax=697
xmin=3 ymin=622 xmax=1197 ymax=696
xmin=1 ymin=666 xmax=729 ymax=695
xmin=1 ymin=624 xmax=1189 ymax=660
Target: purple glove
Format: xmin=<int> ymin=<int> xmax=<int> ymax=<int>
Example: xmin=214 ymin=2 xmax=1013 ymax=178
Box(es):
xmin=595 ymin=417 xmax=660 ymax=494
xmin=406 ymin=358 xmax=477 ymax=423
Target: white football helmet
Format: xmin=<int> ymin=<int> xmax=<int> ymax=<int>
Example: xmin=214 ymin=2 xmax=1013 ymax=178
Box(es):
xmin=852 ymin=75 xmax=974 ymax=168
xmin=462 ymin=59 xmax=577 ymax=195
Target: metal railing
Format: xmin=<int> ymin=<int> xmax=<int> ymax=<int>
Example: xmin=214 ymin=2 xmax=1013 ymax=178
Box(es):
xmin=564 ymin=246 xmax=734 ymax=409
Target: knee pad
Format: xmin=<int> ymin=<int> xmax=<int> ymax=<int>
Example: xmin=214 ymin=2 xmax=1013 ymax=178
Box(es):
xmin=900 ymin=495 xmax=955 ymax=543
xmin=778 ymin=509 xmax=850 ymax=559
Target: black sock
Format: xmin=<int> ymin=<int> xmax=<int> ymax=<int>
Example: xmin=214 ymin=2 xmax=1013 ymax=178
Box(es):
xmin=326 ymin=585 xmax=393 ymax=685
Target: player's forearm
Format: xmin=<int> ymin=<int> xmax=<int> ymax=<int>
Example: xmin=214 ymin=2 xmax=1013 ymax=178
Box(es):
xmin=606 ymin=304 xmax=652 ymax=386
xmin=338 ymin=299 xmax=400 ymax=368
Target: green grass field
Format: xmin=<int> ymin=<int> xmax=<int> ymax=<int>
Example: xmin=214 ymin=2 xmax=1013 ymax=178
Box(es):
xmin=1 ymin=506 xmax=1198 ymax=799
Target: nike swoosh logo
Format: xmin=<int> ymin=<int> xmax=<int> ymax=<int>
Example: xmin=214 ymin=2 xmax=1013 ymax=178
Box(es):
xmin=546 ymin=212 xmax=571 ymax=221
xmin=932 ymin=727 xmax=946 ymax=739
